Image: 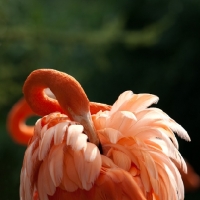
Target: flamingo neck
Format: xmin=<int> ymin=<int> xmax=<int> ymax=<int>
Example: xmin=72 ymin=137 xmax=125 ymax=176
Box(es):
xmin=23 ymin=69 xmax=100 ymax=147
xmin=23 ymin=69 xmax=89 ymax=117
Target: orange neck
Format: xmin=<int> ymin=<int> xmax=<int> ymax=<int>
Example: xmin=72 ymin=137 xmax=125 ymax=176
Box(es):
xmin=7 ymin=98 xmax=35 ymax=145
xmin=23 ymin=69 xmax=89 ymax=119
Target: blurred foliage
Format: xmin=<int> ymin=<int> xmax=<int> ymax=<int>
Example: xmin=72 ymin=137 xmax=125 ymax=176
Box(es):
xmin=0 ymin=0 xmax=200 ymax=199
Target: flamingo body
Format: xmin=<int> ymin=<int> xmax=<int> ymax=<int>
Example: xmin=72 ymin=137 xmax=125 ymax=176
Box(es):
xmin=6 ymin=69 xmax=192 ymax=199
xmin=20 ymin=73 xmax=190 ymax=199
xmin=20 ymin=112 xmax=146 ymax=200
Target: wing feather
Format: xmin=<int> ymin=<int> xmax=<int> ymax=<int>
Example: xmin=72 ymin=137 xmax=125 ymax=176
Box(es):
xmin=48 ymin=144 xmax=64 ymax=187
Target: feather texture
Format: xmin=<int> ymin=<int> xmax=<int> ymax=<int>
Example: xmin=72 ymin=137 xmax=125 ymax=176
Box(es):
xmin=20 ymin=91 xmax=189 ymax=200
xmin=92 ymin=91 xmax=189 ymax=200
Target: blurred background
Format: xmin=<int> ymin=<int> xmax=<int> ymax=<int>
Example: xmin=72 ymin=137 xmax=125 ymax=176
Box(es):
xmin=0 ymin=0 xmax=200 ymax=199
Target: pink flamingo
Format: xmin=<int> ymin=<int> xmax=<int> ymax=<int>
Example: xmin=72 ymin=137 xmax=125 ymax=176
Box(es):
xmin=8 ymin=69 xmax=194 ymax=199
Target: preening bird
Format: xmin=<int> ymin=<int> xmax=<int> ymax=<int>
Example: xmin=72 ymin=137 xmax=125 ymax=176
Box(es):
xmin=7 ymin=90 xmax=199 ymax=194
xmin=7 ymin=88 xmax=110 ymax=146
xmin=10 ymin=69 xmax=192 ymax=199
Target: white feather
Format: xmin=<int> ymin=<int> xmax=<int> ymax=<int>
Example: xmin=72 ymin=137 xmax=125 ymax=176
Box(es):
xmin=84 ymin=143 xmax=99 ymax=162
xmin=54 ymin=122 xmax=69 ymax=145
xmin=74 ymin=133 xmax=88 ymax=151
xmin=67 ymin=124 xmax=88 ymax=151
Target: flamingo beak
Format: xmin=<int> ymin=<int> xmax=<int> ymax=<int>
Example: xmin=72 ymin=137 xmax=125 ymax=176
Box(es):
xmin=74 ymin=112 xmax=100 ymax=147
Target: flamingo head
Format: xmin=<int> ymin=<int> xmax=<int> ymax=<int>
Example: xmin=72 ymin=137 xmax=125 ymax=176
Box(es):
xmin=23 ymin=69 xmax=100 ymax=147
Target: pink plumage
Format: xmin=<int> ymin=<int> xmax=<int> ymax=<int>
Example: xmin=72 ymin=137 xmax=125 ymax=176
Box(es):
xmin=20 ymin=88 xmax=190 ymax=200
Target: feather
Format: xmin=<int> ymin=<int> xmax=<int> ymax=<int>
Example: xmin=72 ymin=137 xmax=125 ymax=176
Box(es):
xmin=92 ymin=111 xmax=109 ymax=132
xmin=141 ymin=151 xmax=158 ymax=194
xmin=67 ymin=124 xmax=88 ymax=151
xmin=37 ymin=161 xmax=50 ymax=200
xmin=136 ymin=108 xmax=190 ymax=141
xmin=41 ymin=157 xmax=56 ymax=196
xmin=107 ymin=110 xmax=137 ymax=133
xmin=40 ymin=124 xmax=48 ymax=138
xmin=48 ymin=144 xmax=64 ymax=187
xmin=119 ymin=93 xmax=159 ymax=113
xmin=133 ymin=127 xmax=187 ymax=172
xmin=150 ymin=150 xmax=184 ymax=200
xmin=112 ymin=149 xmax=131 ymax=171
xmin=62 ymin=148 xmax=80 ymax=191
xmin=110 ymin=91 xmax=133 ymax=115
xmin=101 ymin=154 xmax=118 ymax=168
xmin=38 ymin=126 xmax=55 ymax=160
xmin=105 ymin=143 xmax=140 ymax=169
xmin=73 ymin=143 xmax=101 ymax=190
xmin=84 ymin=143 xmax=99 ymax=162
xmin=20 ymin=138 xmax=40 ymax=200
xmin=99 ymin=128 xmax=123 ymax=144
xmin=20 ymin=167 xmax=30 ymax=200
xmin=34 ymin=118 xmax=42 ymax=137
xmin=54 ymin=122 xmax=69 ymax=145
xmin=25 ymin=138 xmax=38 ymax=177
xmin=95 ymin=168 xmax=146 ymax=200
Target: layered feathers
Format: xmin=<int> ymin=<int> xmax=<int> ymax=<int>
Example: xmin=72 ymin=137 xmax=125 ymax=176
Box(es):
xmin=20 ymin=91 xmax=190 ymax=200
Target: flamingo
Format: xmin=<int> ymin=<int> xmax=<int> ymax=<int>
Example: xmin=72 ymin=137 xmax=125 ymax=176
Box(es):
xmin=11 ymin=69 xmax=192 ymax=199
xmin=7 ymin=88 xmax=111 ymax=146
xmin=7 ymin=91 xmax=199 ymax=193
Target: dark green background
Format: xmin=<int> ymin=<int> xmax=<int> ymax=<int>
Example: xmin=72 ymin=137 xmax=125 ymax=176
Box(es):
xmin=0 ymin=0 xmax=200 ymax=199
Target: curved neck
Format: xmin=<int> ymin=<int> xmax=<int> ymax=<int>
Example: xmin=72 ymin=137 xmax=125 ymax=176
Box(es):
xmin=23 ymin=69 xmax=89 ymax=118
xmin=7 ymin=98 xmax=35 ymax=145
xmin=23 ymin=69 xmax=101 ymax=146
